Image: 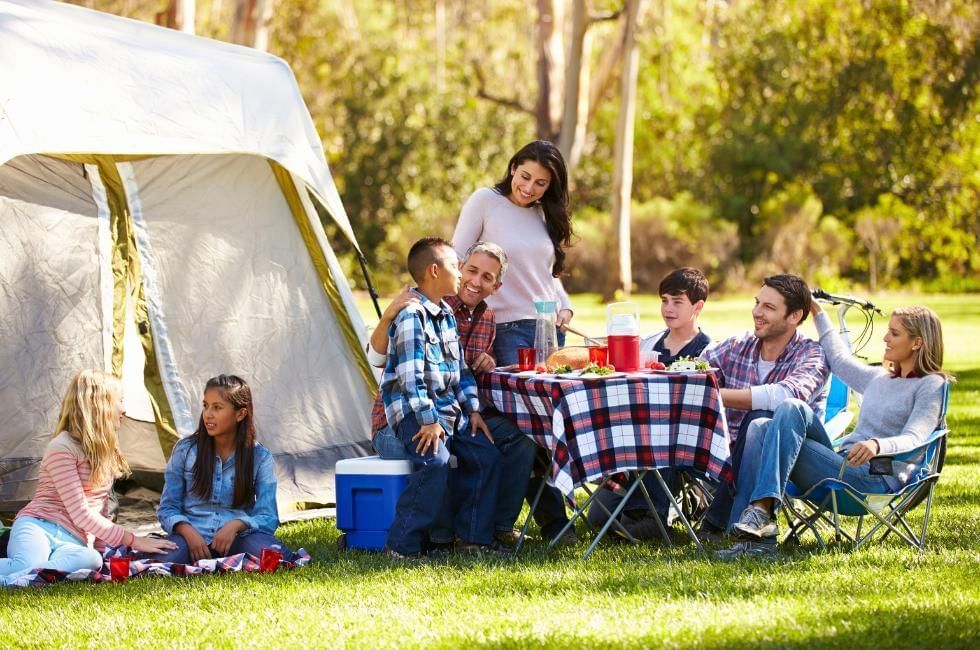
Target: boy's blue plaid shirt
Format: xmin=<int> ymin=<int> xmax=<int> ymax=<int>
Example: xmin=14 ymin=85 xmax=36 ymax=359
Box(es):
xmin=380 ymin=291 xmax=480 ymax=434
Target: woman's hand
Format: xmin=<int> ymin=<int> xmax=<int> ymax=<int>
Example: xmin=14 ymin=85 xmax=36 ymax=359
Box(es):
xmin=211 ymin=519 xmax=247 ymax=556
xmin=846 ymin=439 xmax=880 ymax=467
xmin=556 ymin=309 xmax=573 ymax=330
xmin=130 ymin=534 xmax=178 ymax=555
xmin=810 ymin=299 xmax=824 ymax=318
xmin=175 ymin=522 xmax=212 ymax=562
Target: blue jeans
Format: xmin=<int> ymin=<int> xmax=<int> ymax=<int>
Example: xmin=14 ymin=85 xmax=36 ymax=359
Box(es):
xmin=386 ymin=417 xmax=452 ymax=555
xmin=494 ymin=320 xmax=570 ymax=535
xmin=0 ymin=516 xmax=102 ymax=582
xmin=728 ymin=399 xmax=889 ymax=528
xmin=485 ymin=414 xmax=536 ymax=533
xmin=493 ymin=319 xmax=566 ymax=366
xmin=703 ymin=409 xmax=773 ymax=530
xmin=374 ymin=425 xmax=408 ymax=460
xmin=447 ymin=424 xmax=502 ymax=544
xmin=139 ymin=530 xmax=295 ymax=564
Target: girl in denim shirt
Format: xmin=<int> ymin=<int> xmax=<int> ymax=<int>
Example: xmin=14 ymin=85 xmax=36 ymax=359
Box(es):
xmin=153 ymin=375 xmax=295 ymax=564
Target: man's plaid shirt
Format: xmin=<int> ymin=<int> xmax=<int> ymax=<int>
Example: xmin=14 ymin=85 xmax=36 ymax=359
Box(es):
xmin=702 ymin=329 xmax=829 ymax=438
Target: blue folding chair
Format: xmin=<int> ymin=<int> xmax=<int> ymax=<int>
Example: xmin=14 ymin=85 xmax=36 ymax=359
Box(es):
xmin=822 ymin=373 xmax=854 ymax=440
xmin=782 ymin=382 xmax=950 ymax=552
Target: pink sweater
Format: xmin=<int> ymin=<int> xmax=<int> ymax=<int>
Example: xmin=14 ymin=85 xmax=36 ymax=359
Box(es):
xmin=452 ymin=187 xmax=572 ymax=323
xmin=17 ymin=432 xmax=133 ymax=549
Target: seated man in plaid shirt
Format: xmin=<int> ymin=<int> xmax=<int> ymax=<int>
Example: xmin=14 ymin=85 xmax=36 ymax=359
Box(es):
xmin=368 ymin=241 xmax=535 ymax=552
xmin=378 ymin=237 xmax=502 ymax=558
xmin=697 ymin=274 xmax=830 ymax=540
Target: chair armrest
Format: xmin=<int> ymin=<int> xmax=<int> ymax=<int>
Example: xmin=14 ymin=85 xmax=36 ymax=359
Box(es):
xmin=881 ymin=429 xmax=949 ymax=462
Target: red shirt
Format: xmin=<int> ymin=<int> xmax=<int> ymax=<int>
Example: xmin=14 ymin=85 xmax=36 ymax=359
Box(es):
xmin=369 ymin=295 xmax=496 ymax=436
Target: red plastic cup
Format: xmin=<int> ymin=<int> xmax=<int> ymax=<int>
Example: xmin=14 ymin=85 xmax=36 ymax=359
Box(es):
xmin=517 ymin=347 xmax=536 ymax=371
xmin=260 ymin=547 xmax=282 ymax=573
xmin=109 ymin=557 xmax=130 ymax=583
xmin=588 ymin=345 xmax=608 ymax=366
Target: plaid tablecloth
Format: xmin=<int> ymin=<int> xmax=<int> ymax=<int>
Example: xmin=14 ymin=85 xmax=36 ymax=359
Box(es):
xmin=479 ymin=370 xmax=733 ymax=496
xmin=1 ymin=545 xmax=311 ymax=589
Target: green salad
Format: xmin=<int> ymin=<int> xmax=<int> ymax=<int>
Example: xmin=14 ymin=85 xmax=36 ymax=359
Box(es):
xmin=579 ymin=362 xmax=615 ymax=376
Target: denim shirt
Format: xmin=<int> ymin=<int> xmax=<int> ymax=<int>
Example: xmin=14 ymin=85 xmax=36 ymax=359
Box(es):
xmin=157 ymin=437 xmax=280 ymax=543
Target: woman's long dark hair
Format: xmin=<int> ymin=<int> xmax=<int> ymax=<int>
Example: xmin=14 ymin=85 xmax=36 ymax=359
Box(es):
xmin=493 ymin=140 xmax=572 ymax=276
xmin=190 ymin=374 xmax=257 ymax=508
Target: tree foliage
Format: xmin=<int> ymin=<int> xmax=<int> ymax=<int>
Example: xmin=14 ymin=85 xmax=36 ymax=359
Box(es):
xmin=64 ymin=0 xmax=980 ymax=291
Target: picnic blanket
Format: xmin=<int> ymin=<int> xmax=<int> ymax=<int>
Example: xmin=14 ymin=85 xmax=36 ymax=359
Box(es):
xmin=1 ymin=545 xmax=311 ymax=588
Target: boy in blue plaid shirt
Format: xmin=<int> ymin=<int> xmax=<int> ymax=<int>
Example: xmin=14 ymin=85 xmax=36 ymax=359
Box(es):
xmin=381 ymin=237 xmax=500 ymax=557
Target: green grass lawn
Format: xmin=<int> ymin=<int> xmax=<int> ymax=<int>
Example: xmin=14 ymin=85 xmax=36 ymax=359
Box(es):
xmin=3 ymin=293 xmax=979 ymax=648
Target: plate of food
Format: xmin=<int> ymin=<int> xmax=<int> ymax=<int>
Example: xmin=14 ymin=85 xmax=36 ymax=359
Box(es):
xmin=653 ymin=357 xmax=717 ymax=374
xmin=574 ymin=362 xmax=624 ymax=380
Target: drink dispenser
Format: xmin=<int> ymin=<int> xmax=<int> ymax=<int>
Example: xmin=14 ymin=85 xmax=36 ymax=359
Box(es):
xmin=533 ymin=298 xmax=558 ymax=368
xmin=606 ymin=301 xmax=640 ymax=371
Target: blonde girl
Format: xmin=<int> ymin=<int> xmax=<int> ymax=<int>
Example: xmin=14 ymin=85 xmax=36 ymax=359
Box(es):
xmin=1 ymin=370 xmax=175 ymax=585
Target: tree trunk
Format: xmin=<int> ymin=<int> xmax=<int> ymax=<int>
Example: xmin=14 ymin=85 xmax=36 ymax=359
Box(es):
xmin=230 ymin=0 xmax=278 ymax=51
xmin=611 ymin=0 xmax=643 ymax=297
xmin=155 ymin=0 xmax=196 ymax=34
xmin=536 ymin=0 xmax=565 ymax=141
xmin=557 ymin=0 xmax=590 ymax=168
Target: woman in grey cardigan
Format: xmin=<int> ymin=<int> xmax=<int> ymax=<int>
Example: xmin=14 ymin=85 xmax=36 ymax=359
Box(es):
xmin=717 ymin=301 xmax=950 ymax=558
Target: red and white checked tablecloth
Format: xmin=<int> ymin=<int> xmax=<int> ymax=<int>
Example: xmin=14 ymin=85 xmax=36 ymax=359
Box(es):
xmin=478 ymin=370 xmax=733 ymax=496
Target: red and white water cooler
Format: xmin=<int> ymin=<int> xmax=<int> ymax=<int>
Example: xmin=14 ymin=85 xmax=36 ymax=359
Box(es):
xmin=607 ymin=302 xmax=640 ymax=371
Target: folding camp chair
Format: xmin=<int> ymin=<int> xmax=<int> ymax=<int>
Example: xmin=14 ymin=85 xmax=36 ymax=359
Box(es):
xmin=782 ymin=382 xmax=950 ymax=552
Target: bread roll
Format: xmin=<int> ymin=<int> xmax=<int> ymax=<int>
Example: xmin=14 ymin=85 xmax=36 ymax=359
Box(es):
xmin=546 ymin=347 xmax=590 ymax=369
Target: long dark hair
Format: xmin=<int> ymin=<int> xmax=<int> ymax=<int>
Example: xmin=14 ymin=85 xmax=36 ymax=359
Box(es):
xmin=493 ymin=140 xmax=572 ymax=276
xmin=190 ymin=374 xmax=257 ymax=508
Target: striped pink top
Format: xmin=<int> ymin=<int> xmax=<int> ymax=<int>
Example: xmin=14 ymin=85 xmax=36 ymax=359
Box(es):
xmin=17 ymin=431 xmax=133 ymax=549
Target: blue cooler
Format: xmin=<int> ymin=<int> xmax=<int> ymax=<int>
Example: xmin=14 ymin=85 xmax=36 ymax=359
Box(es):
xmin=335 ymin=456 xmax=412 ymax=550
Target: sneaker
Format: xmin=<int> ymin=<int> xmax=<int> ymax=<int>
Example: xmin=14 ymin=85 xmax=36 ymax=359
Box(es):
xmin=714 ymin=539 xmax=778 ymax=561
xmin=732 ymin=505 xmax=779 ymax=540
xmin=549 ymin=528 xmax=579 ymax=548
xmin=425 ymin=541 xmax=455 ymax=558
xmin=454 ymin=540 xmax=514 ymax=557
xmin=384 ymin=548 xmax=422 ymax=561
xmin=494 ymin=529 xmax=522 ymax=546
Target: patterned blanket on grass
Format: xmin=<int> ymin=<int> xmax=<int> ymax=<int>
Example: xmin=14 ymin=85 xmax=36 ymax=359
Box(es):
xmin=2 ymin=545 xmax=311 ymax=588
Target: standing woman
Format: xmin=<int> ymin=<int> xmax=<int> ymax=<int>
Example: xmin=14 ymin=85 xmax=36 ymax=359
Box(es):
xmin=452 ymin=140 xmax=575 ymax=366
xmin=452 ymin=140 xmax=577 ymax=544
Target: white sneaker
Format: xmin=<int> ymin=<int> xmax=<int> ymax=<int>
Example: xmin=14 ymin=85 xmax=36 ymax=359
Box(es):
xmin=732 ymin=505 xmax=778 ymax=539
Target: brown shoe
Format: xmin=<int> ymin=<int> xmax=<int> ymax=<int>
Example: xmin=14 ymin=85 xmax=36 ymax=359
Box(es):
xmin=494 ymin=529 xmax=521 ymax=546
xmin=550 ymin=528 xmax=579 ymax=548
xmin=454 ymin=540 xmax=514 ymax=556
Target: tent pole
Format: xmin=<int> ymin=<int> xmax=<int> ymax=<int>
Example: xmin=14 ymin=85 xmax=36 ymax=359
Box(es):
xmin=358 ymin=254 xmax=382 ymax=318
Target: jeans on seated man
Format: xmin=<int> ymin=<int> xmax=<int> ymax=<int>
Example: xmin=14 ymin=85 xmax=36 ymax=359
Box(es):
xmin=375 ymin=412 xmax=535 ymax=546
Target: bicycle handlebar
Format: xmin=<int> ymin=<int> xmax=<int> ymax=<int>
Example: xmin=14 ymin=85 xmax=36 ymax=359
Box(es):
xmin=811 ymin=288 xmax=883 ymax=315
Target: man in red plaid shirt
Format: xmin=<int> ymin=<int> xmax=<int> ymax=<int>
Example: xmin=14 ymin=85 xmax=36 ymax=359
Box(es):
xmin=366 ymin=241 xmax=536 ymax=551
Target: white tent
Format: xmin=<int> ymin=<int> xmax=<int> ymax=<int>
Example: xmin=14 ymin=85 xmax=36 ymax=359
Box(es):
xmin=0 ymin=0 xmax=377 ymax=511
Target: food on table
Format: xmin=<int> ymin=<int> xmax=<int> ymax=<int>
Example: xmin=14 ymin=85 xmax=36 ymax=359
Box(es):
xmin=545 ymin=346 xmax=590 ymax=370
xmin=550 ymin=364 xmax=575 ymax=374
xmin=578 ymin=362 xmax=616 ymax=376
xmin=645 ymin=360 xmax=667 ymax=370
xmin=535 ymin=363 xmax=548 ymax=373
xmin=667 ymin=356 xmax=711 ymax=372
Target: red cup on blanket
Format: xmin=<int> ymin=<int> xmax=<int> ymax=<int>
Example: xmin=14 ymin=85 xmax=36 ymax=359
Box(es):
xmin=260 ymin=547 xmax=282 ymax=573
xmin=517 ymin=347 xmax=536 ymax=371
xmin=109 ymin=557 xmax=131 ymax=583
